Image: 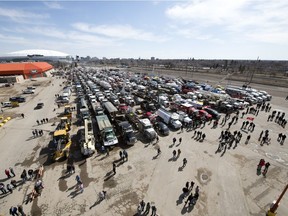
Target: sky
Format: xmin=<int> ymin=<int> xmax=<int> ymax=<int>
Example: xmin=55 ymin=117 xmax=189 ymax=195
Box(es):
xmin=0 ymin=0 xmax=287 ymax=60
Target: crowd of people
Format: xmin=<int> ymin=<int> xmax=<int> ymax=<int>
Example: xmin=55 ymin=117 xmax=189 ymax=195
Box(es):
xmin=1 ymin=166 xmax=45 ymax=215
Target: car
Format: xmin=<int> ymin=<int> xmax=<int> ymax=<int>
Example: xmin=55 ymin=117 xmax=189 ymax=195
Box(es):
xmin=203 ymin=107 xmax=221 ymax=120
xmin=34 ymin=103 xmax=44 ymax=110
xmin=9 ymin=96 xmax=26 ymax=103
xmin=155 ymin=121 xmax=170 ymax=136
xmin=23 ymin=89 xmax=34 ymax=94
xmin=2 ymin=102 xmax=12 ymax=107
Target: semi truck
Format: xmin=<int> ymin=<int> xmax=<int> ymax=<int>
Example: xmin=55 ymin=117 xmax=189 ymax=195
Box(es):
xmin=157 ymin=109 xmax=182 ymax=130
xmin=96 ymin=115 xmax=118 ymax=146
xmin=138 ymin=118 xmax=157 ymax=141
xmin=114 ymin=115 xmax=137 ymax=145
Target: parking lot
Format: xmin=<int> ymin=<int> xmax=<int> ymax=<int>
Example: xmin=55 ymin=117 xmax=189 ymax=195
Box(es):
xmin=0 ymin=68 xmax=287 ymax=216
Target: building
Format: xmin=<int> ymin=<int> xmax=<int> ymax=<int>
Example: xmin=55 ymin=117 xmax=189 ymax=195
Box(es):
xmin=0 ymin=49 xmax=72 ymax=63
xmin=0 ymin=62 xmax=54 ymax=80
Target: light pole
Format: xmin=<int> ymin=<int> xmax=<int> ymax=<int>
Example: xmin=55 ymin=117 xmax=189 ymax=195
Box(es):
xmin=267 ymin=184 xmax=288 ymax=216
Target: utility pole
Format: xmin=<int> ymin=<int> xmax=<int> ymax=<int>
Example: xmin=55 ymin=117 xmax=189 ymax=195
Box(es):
xmin=248 ymin=57 xmax=259 ymax=85
xmin=267 ymin=184 xmax=288 ymax=216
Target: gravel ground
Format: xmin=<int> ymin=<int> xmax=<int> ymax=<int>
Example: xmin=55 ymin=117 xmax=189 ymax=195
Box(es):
xmin=0 ymin=75 xmax=287 ymax=216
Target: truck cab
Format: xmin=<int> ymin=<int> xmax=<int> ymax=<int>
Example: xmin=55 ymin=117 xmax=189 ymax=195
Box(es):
xmin=138 ymin=118 xmax=157 ymax=141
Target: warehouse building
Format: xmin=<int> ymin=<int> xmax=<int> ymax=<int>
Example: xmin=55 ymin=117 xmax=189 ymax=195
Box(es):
xmin=0 ymin=62 xmax=54 ymax=80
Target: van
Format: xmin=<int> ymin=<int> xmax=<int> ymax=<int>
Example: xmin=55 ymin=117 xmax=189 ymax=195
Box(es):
xmin=2 ymin=102 xmax=12 ymax=107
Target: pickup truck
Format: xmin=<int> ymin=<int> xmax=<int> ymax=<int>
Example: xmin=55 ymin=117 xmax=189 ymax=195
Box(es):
xmin=9 ymin=96 xmax=26 ymax=103
xmin=23 ymin=89 xmax=34 ymax=94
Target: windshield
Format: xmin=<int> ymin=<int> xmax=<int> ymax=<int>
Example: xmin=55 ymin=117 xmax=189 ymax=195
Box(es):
xmin=145 ymin=125 xmax=152 ymax=129
xmin=105 ymin=130 xmax=115 ymax=141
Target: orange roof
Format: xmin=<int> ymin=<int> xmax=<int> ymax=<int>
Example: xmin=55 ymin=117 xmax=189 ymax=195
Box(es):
xmin=0 ymin=62 xmax=53 ymax=73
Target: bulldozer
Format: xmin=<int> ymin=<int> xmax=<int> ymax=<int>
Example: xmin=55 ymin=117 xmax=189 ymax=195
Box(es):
xmin=52 ymin=129 xmax=72 ymax=161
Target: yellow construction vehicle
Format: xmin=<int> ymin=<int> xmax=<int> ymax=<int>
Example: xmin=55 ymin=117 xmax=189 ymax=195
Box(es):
xmin=11 ymin=101 xmax=19 ymax=107
xmin=56 ymin=117 xmax=71 ymax=131
xmin=52 ymin=129 xmax=72 ymax=161
xmin=63 ymin=105 xmax=72 ymax=120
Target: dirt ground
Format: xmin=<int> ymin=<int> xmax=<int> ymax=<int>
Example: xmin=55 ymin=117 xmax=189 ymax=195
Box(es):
xmin=0 ymin=74 xmax=287 ymax=216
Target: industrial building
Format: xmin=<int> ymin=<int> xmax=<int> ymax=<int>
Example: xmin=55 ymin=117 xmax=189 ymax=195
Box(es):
xmin=0 ymin=62 xmax=54 ymax=81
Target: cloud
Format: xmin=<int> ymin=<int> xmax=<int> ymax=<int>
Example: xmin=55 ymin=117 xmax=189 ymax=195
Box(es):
xmin=5 ymin=26 xmax=116 ymax=46
xmin=72 ymin=22 xmax=169 ymax=42
xmin=0 ymin=7 xmax=49 ymax=23
xmin=43 ymin=1 xmax=62 ymax=9
xmin=165 ymin=0 xmax=288 ymax=44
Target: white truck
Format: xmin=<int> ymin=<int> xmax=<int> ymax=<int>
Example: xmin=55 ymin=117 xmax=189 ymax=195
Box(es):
xmin=177 ymin=111 xmax=192 ymax=125
xmin=96 ymin=115 xmax=118 ymax=146
xmin=157 ymin=109 xmax=182 ymax=130
xmin=138 ymin=118 xmax=157 ymax=141
xmin=79 ymin=118 xmax=96 ymax=156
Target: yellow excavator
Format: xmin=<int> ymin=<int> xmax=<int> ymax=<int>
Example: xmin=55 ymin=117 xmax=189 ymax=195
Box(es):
xmin=52 ymin=129 xmax=72 ymax=161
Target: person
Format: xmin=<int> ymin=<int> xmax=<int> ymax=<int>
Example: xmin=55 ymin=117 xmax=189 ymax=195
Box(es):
xmin=119 ymin=151 xmax=123 ymax=160
xmin=32 ymin=131 xmax=35 ymax=137
xmin=71 ymin=164 xmax=75 ymax=174
xmin=245 ymin=135 xmax=251 ymax=144
xmin=5 ymin=169 xmax=11 ymax=178
xmin=157 ymin=147 xmax=161 ymax=156
xmin=9 ymin=167 xmax=15 ymax=177
xmin=99 ymin=190 xmax=106 ymax=201
xmin=45 ymin=118 xmax=48 ymax=123
xmin=258 ymin=130 xmax=264 ymax=141
xmin=113 ymin=163 xmax=116 ymax=175
xmin=36 ymin=120 xmax=40 ymax=125
xmin=21 ymin=113 xmax=24 ymax=118
xmin=173 ymin=150 xmax=177 ymax=158
xmin=17 ymin=205 xmax=25 ymax=216
xmin=78 ymin=182 xmax=84 ymax=193
xmin=182 ymin=158 xmax=187 ymax=168
xmin=151 ymin=205 xmax=157 ymax=216
xmin=140 ymin=200 xmax=145 ymax=211
xmin=11 ymin=179 xmax=17 ymax=188
xmin=67 ymin=165 xmax=72 ymax=175
xmin=262 ymin=162 xmax=271 ymax=177
xmin=177 ymin=149 xmax=181 ymax=157
xmin=173 ymin=137 xmax=176 ymax=144
xmin=7 ymin=183 xmax=13 ymax=193
xmin=144 ymin=202 xmax=150 ymax=215
xmin=257 ymin=159 xmax=265 ymax=175
xmin=137 ymin=203 xmax=142 ymax=215
xmin=202 ymin=133 xmax=206 ymax=141
xmin=195 ymin=186 xmax=200 ymax=195
xmin=0 ymin=183 xmax=7 ymax=194
xmin=123 ymin=150 xmax=128 ymax=161
xmin=156 ymin=136 xmax=159 ymax=143
xmin=179 ymin=137 xmax=182 ymax=144
xmin=9 ymin=206 xmax=18 ymax=216
xmin=186 ymin=181 xmax=189 ymax=189
xmin=76 ymin=175 xmax=82 ymax=184
xmin=190 ymin=181 xmax=195 ymax=190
